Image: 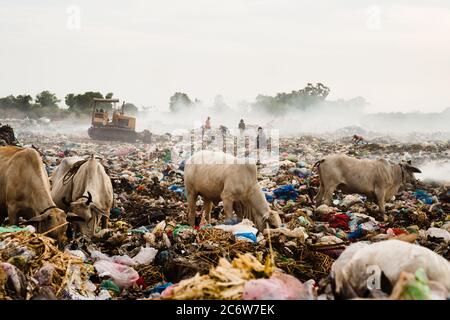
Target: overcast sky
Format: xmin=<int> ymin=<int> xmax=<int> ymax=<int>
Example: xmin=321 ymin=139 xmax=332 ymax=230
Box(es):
xmin=1 ymin=0 xmax=449 ymax=112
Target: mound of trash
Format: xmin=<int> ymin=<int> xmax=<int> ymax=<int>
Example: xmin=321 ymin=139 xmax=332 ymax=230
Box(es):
xmin=1 ymin=128 xmax=449 ymax=300
xmin=0 ymin=124 xmax=19 ymax=146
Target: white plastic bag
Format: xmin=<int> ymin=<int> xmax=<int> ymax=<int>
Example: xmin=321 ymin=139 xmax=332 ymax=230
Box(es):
xmin=426 ymin=227 xmax=450 ymax=244
xmin=132 ymin=247 xmax=158 ymax=265
xmin=94 ymin=260 xmax=139 ymax=288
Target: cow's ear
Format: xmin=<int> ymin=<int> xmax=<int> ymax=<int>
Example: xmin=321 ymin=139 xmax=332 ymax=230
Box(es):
xmin=27 ymin=212 xmax=50 ymax=223
xmin=406 ymin=165 xmax=422 ymax=173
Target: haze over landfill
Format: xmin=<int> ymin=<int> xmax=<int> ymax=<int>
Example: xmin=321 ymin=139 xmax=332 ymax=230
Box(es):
xmin=1 ymin=0 xmax=450 ymax=113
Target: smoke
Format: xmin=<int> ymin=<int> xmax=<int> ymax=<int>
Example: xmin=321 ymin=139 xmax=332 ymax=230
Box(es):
xmin=1 ymin=114 xmax=91 ymax=137
xmin=137 ymin=99 xmax=450 ymax=141
xmin=417 ymin=161 xmax=450 ymax=184
xmin=3 ymin=96 xmax=450 ymax=142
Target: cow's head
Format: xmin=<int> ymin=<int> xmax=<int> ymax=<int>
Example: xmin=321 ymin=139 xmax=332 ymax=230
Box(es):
xmin=254 ymin=209 xmax=282 ymax=232
xmin=400 ymin=160 xmax=422 ymax=186
xmin=27 ymin=207 xmax=68 ymax=243
xmin=64 ymin=192 xmax=106 ymax=237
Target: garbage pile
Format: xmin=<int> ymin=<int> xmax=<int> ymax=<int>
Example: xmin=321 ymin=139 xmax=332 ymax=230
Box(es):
xmin=0 ymin=124 xmax=19 ymax=146
xmin=1 ymin=128 xmax=449 ymax=300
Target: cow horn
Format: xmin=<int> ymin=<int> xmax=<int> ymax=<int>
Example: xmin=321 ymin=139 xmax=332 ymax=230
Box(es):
xmin=67 ymin=212 xmax=85 ymax=222
xmin=62 ymin=197 xmax=71 ymax=208
xmin=86 ymin=191 xmax=93 ymax=205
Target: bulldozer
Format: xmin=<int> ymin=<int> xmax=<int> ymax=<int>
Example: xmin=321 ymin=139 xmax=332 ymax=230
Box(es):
xmin=88 ymin=98 xmax=151 ymax=143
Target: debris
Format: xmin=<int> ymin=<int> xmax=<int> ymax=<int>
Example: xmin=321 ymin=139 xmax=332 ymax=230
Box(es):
xmin=93 ymin=260 xmax=139 ymax=288
xmin=0 ymin=124 xmax=19 ymax=146
xmin=331 ymin=240 xmax=450 ymax=299
xmin=1 ymin=127 xmax=449 ymax=300
xmin=243 ymin=272 xmax=316 ymax=300
xmin=161 ymin=253 xmax=273 ymax=300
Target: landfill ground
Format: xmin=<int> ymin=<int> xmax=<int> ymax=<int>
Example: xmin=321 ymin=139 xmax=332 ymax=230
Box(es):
xmin=1 ymin=126 xmax=449 ymax=300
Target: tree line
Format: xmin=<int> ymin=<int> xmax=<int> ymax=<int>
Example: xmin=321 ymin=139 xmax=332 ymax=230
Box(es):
xmin=0 ymin=91 xmax=138 ymax=119
xmin=1 ymin=83 xmax=367 ymax=119
xmin=169 ymin=83 xmax=344 ymax=115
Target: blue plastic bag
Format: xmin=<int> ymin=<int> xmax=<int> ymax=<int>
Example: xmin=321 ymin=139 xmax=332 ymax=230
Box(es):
xmin=235 ymin=232 xmax=257 ymax=243
xmin=414 ymin=190 xmax=433 ymax=205
xmin=273 ymin=185 xmax=298 ymax=201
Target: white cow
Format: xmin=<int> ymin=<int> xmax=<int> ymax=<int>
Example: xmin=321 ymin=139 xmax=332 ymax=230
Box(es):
xmin=51 ymin=155 xmax=113 ymax=236
xmin=184 ymin=150 xmax=281 ymax=231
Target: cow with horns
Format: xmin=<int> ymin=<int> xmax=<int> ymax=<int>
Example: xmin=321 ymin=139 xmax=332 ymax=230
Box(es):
xmin=50 ymin=155 xmax=114 ymax=237
xmin=0 ymin=146 xmax=68 ymax=243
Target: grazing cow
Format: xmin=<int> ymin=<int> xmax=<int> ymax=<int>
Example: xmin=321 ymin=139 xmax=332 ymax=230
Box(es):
xmin=51 ymin=155 xmax=113 ymax=236
xmin=314 ymin=154 xmax=421 ymax=217
xmin=184 ymin=150 xmax=281 ymax=231
xmin=0 ymin=147 xmax=68 ymax=242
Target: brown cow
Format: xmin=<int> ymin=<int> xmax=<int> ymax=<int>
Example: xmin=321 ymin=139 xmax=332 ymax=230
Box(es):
xmin=0 ymin=147 xmax=68 ymax=242
xmin=184 ymin=150 xmax=281 ymax=231
xmin=314 ymin=154 xmax=421 ymax=218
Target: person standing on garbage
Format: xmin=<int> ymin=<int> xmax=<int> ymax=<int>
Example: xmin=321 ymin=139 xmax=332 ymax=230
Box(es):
xmin=204 ymin=116 xmax=211 ymax=130
xmin=201 ymin=116 xmax=212 ymax=142
xmin=256 ymin=127 xmax=267 ymax=164
xmin=352 ymin=134 xmax=364 ymax=145
xmin=238 ymin=119 xmax=246 ymax=135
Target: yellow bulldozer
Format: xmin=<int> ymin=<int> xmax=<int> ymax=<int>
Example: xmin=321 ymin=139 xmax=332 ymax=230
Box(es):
xmin=88 ymin=98 xmax=151 ymax=143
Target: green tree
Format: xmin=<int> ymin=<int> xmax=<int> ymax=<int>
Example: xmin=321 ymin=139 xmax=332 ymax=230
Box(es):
xmin=15 ymin=95 xmax=33 ymax=112
xmin=35 ymin=90 xmax=60 ymax=108
xmin=123 ymin=102 xmax=138 ymax=116
xmin=169 ymin=92 xmax=192 ymax=112
xmin=252 ymin=83 xmax=331 ymax=115
xmin=65 ymin=91 xmax=105 ymax=114
xmin=65 ymin=93 xmax=75 ymax=109
xmin=0 ymin=95 xmax=17 ymax=109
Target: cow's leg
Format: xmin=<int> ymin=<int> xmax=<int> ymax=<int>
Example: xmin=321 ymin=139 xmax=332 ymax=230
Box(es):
xmin=374 ymin=187 xmax=387 ymax=221
xmin=7 ymin=204 xmax=19 ymax=225
xmin=222 ymin=197 xmax=234 ymax=220
xmin=314 ymin=185 xmax=325 ymax=204
xmin=322 ymin=184 xmax=337 ymax=206
xmin=233 ymin=201 xmax=244 ymax=220
xmin=186 ymin=190 xmax=197 ymax=226
xmin=315 ymin=166 xmax=325 ymax=204
xmin=202 ymin=200 xmax=213 ymax=225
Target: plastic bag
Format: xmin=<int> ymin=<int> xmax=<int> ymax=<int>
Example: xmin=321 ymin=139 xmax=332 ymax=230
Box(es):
xmin=61 ymin=265 xmax=98 ymax=300
xmin=91 ymin=250 xmax=137 ymax=266
xmin=215 ymin=219 xmax=258 ymax=242
xmin=0 ymin=225 xmax=35 ymax=233
xmin=0 ymin=262 xmax=27 ymax=299
xmin=243 ymin=272 xmax=315 ymax=300
xmin=65 ymin=249 xmax=87 ymax=262
xmin=94 ymin=260 xmax=139 ymax=288
xmin=35 ymin=264 xmax=55 ymax=286
xmin=132 ymin=247 xmax=158 ymax=265
xmin=425 ymin=227 xmax=450 ymax=243
xmin=341 ymin=194 xmax=363 ymax=208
